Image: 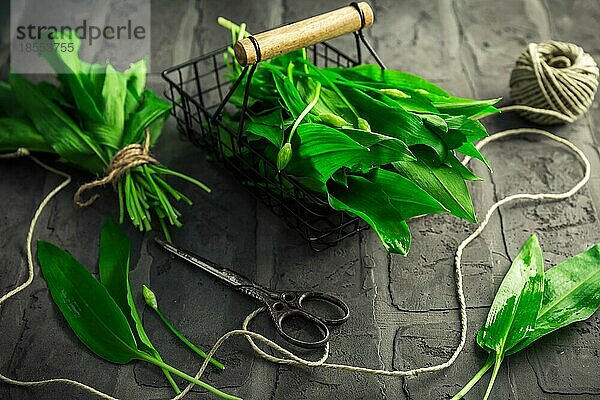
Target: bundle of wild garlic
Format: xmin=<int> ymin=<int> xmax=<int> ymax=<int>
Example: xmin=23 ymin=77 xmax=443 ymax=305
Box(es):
xmin=0 ymin=30 xmax=209 ymax=240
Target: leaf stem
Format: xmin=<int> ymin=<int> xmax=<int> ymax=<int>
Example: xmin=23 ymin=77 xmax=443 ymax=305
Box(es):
xmin=154 ymin=307 xmax=225 ymax=371
xmin=117 ymin=180 xmax=125 ymax=224
xmin=153 ymin=165 xmax=212 ymax=193
xmin=164 ymin=369 xmax=181 ymax=394
xmin=158 ymin=215 xmax=172 ymax=242
xmin=482 ymin=354 xmax=504 ymax=400
xmin=288 ymin=81 xmax=321 ymax=143
xmin=299 ymin=60 xmax=359 ymax=119
xmin=217 ymin=17 xmax=251 ymax=39
xmin=287 ymin=62 xmax=295 ymax=84
xmin=148 ymin=349 xmax=181 ymax=394
xmin=450 ymin=354 xmax=495 ymax=400
xmin=136 ymin=352 xmax=240 ymax=400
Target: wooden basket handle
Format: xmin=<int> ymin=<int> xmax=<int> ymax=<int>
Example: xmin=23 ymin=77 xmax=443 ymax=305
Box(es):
xmin=234 ymin=2 xmax=374 ymax=66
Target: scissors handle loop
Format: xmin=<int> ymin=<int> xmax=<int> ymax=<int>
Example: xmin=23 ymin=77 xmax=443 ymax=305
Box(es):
xmin=271 ymin=308 xmax=331 ymax=349
xmin=297 ymin=292 xmax=350 ymax=326
xmin=265 ymin=290 xmax=350 ymax=348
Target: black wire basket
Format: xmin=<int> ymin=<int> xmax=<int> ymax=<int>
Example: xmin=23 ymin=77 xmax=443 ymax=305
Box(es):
xmin=161 ymin=3 xmax=384 ymax=251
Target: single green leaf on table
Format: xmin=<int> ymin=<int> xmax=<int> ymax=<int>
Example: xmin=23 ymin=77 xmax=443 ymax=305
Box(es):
xmin=507 ymin=243 xmax=600 ymax=355
xmin=98 ymin=219 xmax=180 ymax=394
xmin=453 ymin=235 xmax=600 ymax=400
xmin=477 ymin=234 xmax=545 ymax=354
xmin=452 ymin=234 xmax=544 ymax=400
xmin=38 ymin=239 xmax=240 ymax=400
xmin=478 ymin=234 xmax=544 ymax=399
xmin=38 ymin=240 xmax=143 ymax=364
xmin=327 ymin=169 xmax=446 ymax=254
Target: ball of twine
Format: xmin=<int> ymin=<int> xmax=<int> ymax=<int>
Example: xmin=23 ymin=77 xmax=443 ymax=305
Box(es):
xmin=509 ymin=40 xmax=599 ymax=125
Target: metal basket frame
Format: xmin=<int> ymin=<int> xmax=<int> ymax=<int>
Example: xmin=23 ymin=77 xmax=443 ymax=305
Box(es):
xmin=162 ymin=3 xmax=385 ymax=251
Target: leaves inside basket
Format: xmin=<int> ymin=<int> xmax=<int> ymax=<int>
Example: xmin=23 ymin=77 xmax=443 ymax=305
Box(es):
xmin=218 ymin=21 xmax=499 ymax=254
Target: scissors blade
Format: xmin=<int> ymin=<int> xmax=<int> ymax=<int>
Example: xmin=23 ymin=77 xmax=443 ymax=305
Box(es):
xmin=154 ymin=237 xmax=249 ymax=288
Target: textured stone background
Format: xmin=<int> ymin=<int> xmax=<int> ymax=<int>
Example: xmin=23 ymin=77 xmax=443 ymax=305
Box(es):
xmin=1 ymin=0 xmax=600 ymax=399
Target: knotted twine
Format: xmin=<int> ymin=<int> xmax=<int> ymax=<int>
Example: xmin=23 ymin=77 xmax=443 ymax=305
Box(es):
xmin=0 ymin=40 xmax=597 ymax=399
xmin=73 ymin=129 xmax=158 ymax=207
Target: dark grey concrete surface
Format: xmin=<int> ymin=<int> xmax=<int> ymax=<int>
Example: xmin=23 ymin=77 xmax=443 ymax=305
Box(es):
xmin=1 ymin=1 xmax=600 ymax=399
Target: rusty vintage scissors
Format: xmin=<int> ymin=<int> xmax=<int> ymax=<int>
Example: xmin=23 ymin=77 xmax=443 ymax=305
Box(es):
xmin=155 ymin=238 xmax=350 ymax=348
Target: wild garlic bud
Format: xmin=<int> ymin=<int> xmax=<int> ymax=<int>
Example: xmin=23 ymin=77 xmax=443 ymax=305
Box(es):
xmin=142 ymin=285 xmax=158 ymax=309
xmin=380 ymin=88 xmax=410 ymax=99
xmin=357 ymin=117 xmax=371 ymax=132
xmin=277 ymin=142 xmax=293 ymax=171
xmin=319 ymin=113 xmax=350 ymax=128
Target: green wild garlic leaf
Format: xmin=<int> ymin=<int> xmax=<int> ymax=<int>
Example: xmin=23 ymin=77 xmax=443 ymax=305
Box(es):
xmin=453 ymin=238 xmax=600 ymax=400
xmin=38 ymin=239 xmax=240 ymax=400
xmin=122 ymin=90 xmax=172 ymax=146
xmin=9 ymin=74 xmax=107 ymax=172
xmin=42 ymin=30 xmax=104 ymax=123
xmin=0 ymin=118 xmax=52 ymax=153
xmin=337 ymin=85 xmax=447 ymax=159
xmin=325 ymin=64 xmax=450 ymax=97
xmin=507 ymin=243 xmax=600 ymax=355
xmin=393 ymin=152 xmax=477 ymax=223
xmin=38 ymin=240 xmax=140 ymax=364
xmin=98 ymin=219 xmax=179 ymax=392
xmin=99 ymin=64 xmax=127 ymax=147
xmin=477 ymin=234 xmax=545 ymax=355
xmin=327 ymin=168 xmax=446 ymax=254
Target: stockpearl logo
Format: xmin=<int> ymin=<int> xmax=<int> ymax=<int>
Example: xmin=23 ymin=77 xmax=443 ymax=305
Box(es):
xmin=10 ymin=0 xmax=151 ymax=74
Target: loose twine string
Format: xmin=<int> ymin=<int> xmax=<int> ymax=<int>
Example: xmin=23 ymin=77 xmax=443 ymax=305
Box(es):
xmin=0 ymin=40 xmax=596 ymax=398
xmin=73 ymin=129 xmax=158 ymax=207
